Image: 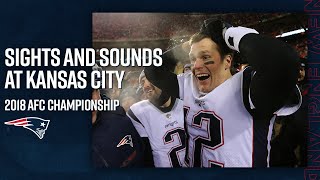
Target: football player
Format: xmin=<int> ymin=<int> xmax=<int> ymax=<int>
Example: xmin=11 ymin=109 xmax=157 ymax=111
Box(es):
xmin=127 ymin=71 xmax=186 ymax=167
xmin=144 ymin=19 xmax=301 ymax=167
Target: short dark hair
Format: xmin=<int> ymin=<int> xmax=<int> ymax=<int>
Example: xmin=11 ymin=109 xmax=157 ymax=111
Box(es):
xmin=189 ymin=32 xmax=234 ymax=59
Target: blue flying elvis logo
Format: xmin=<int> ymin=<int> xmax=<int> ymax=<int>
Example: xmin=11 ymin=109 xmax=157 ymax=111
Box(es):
xmin=4 ymin=117 xmax=50 ymax=139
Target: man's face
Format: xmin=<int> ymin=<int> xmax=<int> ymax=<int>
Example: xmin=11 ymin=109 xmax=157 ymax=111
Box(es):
xmin=92 ymin=89 xmax=101 ymax=101
xmin=184 ymin=67 xmax=191 ymax=73
xmin=140 ymin=77 xmax=162 ymax=103
xmin=298 ymin=66 xmax=305 ymax=82
xmin=189 ymin=38 xmax=230 ymax=93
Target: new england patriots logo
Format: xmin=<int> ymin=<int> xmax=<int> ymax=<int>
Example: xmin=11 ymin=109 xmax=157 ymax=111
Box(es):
xmin=4 ymin=117 xmax=50 ymax=139
xmin=117 ymin=135 xmax=133 ymax=148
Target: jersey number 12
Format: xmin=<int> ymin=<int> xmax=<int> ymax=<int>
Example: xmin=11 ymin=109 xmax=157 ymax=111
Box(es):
xmin=184 ymin=107 xmax=224 ymax=167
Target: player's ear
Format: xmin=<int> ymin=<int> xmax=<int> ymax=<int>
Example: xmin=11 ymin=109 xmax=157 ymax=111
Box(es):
xmin=224 ymin=54 xmax=232 ymax=69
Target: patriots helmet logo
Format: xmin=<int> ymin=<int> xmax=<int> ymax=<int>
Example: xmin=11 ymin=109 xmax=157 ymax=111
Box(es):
xmin=4 ymin=117 xmax=50 ymax=139
xmin=117 ymin=135 xmax=133 ymax=148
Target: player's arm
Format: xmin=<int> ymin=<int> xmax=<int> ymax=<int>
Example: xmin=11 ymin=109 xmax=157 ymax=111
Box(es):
xmin=127 ymin=108 xmax=148 ymax=137
xmin=224 ymin=25 xmax=299 ymax=114
xmin=127 ymin=108 xmax=155 ymax=167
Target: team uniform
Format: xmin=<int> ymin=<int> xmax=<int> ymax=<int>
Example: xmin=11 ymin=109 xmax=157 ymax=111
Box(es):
xmin=179 ymin=68 xmax=301 ymax=167
xmin=127 ymin=98 xmax=186 ymax=167
xmin=144 ymin=24 xmax=302 ymax=167
xmin=92 ymin=106 xmax=144 ymax=168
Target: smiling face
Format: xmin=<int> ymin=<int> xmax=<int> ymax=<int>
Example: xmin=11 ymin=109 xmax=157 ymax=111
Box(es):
xmin=140 ymin=76 xmax=162 ymax=104
xmin=189 ymin=37 xmax=232 ymax=93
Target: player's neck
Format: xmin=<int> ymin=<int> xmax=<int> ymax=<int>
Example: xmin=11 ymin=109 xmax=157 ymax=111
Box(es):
xmin=212 ymin=71 xmax=232 ymax=90
xmin=160 ymin=97 xmax=172 ymax=108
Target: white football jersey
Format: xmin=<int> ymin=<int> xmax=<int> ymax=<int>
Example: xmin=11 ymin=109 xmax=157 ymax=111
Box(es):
xmin=127 ymin=98 xmax=186 ymax=167
xmin=178 ymin=68 xmax=301 ymax=167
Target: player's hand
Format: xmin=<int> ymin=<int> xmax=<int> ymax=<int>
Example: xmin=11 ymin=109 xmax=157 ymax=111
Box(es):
xmin=200 ymin=19 xmax=232 ymax=41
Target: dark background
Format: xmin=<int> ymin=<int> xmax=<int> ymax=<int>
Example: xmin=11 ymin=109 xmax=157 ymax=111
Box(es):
xmin=0 ymin=0 xmax=316 ymax=179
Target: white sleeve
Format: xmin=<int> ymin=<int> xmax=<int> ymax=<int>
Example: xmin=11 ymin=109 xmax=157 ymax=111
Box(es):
xmin=127 ymin=108 xmax=148 ymax=137
xmin=224 ymin=26 xmax=259 ymax=52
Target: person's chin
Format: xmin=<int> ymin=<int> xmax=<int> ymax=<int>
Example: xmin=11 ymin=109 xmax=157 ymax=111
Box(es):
xmin=146 ymin=92 xmax=153 ymax=99
xmin=197 ymin=81 xmax=208 ymax=92
xmin=198 ymin=85 xmax=208 ymax=93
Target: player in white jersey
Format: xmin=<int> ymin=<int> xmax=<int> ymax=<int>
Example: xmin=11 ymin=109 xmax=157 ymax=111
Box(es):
xmin=127 ymin=71 xmax=186 ymax=167
xmin=144 ymin=19 xmax=301 ymax=167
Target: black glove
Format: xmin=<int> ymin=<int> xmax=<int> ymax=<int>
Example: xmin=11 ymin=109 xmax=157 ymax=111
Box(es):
xmin=199 ymin=19 xmax=233 ymax=56
xmin=200 ymin=19 xmax=232 ymax=39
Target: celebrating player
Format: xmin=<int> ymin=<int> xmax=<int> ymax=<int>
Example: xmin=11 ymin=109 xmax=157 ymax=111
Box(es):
xmin=127 ymin=71 xmax=186 ymax=167
xmin=144 ymin=19 xmax=301 ymax=167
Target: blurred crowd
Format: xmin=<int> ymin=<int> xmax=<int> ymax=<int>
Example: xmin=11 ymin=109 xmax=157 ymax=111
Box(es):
xmin=93 ymin=13 xmax=305 ymax=41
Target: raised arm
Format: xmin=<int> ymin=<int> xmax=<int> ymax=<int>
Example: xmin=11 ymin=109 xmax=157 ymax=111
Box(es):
xmin=224 ymin=25 xmax=300 ymax=114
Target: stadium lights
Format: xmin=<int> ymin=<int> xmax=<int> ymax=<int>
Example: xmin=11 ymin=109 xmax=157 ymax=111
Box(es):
xmin=276 ymin=28 xmax=308 ymax=38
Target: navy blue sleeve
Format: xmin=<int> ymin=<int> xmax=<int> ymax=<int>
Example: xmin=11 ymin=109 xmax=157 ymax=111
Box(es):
xmin=92 ymin=110 xmax=144 ymax=168
xmin=239 ymin=34 xmax=299 ymax=115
